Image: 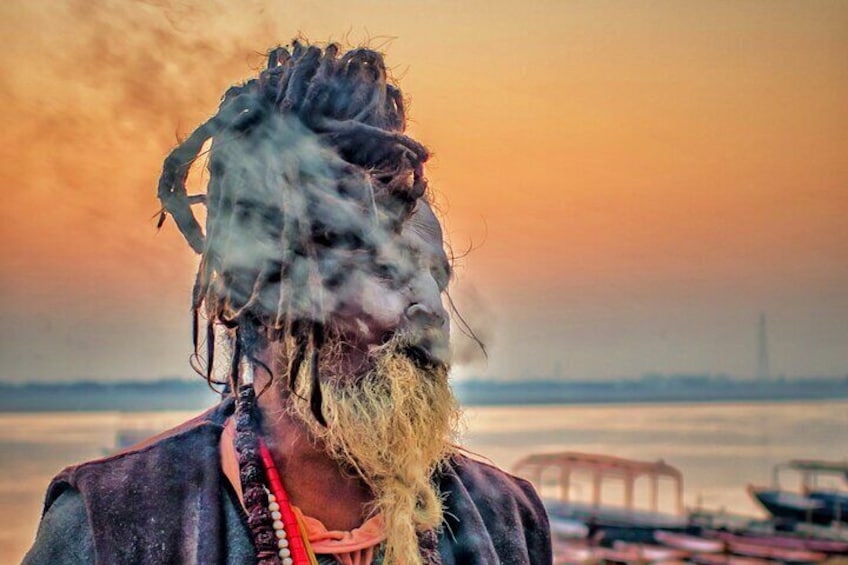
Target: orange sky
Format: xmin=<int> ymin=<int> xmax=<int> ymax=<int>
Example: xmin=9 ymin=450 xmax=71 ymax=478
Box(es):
xmin=1 ymin=0 xmax=846 ymax=382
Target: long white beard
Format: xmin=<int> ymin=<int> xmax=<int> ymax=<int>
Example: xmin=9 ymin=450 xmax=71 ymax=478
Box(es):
xmin=286 ymin=343 xmax=461 ymax=565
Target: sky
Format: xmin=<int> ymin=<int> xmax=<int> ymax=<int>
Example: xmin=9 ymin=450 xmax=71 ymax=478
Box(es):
xmin=0 ymin=0 xmax=846 ymax=383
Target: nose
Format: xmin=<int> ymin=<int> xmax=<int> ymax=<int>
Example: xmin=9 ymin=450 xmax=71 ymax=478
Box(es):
xmin=405 ymin=303 xmax=447 ymax=327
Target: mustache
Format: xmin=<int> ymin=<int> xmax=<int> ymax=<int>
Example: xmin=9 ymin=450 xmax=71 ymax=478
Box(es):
xmin=400 ymin=342 xmax=444 ymax=371
xmin=372 ymin=329 xmax=450 ymax=372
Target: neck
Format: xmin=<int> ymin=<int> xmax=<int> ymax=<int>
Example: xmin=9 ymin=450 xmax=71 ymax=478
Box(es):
xmin=253 ymin=371 xmax=374 ymax=531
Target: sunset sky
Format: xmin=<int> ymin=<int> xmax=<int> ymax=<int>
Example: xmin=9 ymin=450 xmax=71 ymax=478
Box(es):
xmin=1 ymin=0 xmax=846 ymax=383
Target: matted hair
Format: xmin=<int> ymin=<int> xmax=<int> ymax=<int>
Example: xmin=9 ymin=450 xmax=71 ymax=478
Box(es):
xmin=156 ymin=41 xmax=444 ymax=565
xmin=157 ymin=40 xmax=431 ymax=403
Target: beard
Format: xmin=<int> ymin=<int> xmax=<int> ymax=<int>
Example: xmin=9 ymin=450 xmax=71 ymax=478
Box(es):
xmin=284 ymin=337 xmax=461 ymax=565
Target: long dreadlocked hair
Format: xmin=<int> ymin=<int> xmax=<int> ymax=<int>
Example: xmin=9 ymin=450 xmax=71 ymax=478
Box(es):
xmin=157 ymin=41 xmax=443 ymax=564
xmin=157 ymin=39 xmax=430 ymax=411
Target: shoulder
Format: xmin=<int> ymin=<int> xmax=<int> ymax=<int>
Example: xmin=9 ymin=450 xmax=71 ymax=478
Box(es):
xmin=447 ymin=452 xmax=548 ymax=519
xmin=24 ymin=489 xmax=94 ymax=564
xmin=33 ymin=399 xmax=235 ymax=564
xmin=43 ymin=398 xmax=233 ymax=517
xmin=438 ymin=452 xmax=552 ymax=563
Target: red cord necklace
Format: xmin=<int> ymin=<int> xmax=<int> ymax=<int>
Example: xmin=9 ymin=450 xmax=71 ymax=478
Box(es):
xmin=258 ymin=438 xmax=311 ymax=565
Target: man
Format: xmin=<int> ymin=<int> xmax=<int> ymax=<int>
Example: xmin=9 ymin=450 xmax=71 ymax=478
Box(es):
xmin=25 ymin=42 xmax=551 ymax=564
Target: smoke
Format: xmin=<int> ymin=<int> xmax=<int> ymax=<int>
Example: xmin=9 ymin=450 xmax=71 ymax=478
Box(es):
xmin=0 ymin=1 xmax=473 ymax=378
xmin=449 ymin=282 xmax=495 ymax=368
xmin=149 ymin=39 xmax=459 ymax=371
xmin=0 ymin=0 xmax=280 ymax=297
xmin=201 ymin=112 xmax=403 ymax=325
xmin=0 ymin=0 xmax=318 ymax=380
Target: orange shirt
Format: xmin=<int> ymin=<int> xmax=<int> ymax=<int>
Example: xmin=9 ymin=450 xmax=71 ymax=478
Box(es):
xmin=219 ymin=418 xmax=386 ymax=565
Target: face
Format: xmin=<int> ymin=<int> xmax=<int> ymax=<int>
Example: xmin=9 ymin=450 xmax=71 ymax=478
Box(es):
xmin=205 ymin=114 xmax=451 ymax=371
xmin=285 ymin=219 xmax=459 ymax=562
xmin=332 ymin=199 xmax=452 ymax=368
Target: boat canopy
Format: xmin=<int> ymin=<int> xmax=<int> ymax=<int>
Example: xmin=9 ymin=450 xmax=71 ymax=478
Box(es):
xmin=773 ymin=459 xmax=848 ymax=487
xmin=513 ymin=451 xmax=684 ymax=515
xmin=787 ymin=460 xmax=848 ymax=475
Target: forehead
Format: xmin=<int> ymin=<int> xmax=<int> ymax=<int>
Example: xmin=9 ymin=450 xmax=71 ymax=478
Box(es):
xmin=401 ymin=200 xmax=447 ymax=260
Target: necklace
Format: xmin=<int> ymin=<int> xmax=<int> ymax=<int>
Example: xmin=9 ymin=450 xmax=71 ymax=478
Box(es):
xmin=258 ymin=438 xmax=312 ymax=565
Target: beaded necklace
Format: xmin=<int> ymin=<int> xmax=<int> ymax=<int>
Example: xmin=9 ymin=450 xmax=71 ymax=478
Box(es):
xmin=237 ymin=358 xmax=439 ymax=565
xmin=237 ymin=358 xmax=316 ymax=565
xmin=258 ymin=438 xmax=313 ymax=565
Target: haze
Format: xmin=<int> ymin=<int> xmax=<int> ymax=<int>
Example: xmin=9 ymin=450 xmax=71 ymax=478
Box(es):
xmin=0 ymin=0 xmax=845 ymax=382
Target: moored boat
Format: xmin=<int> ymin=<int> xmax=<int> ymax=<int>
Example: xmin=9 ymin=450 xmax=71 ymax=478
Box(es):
xmin=553 ymin=543 xmax=594 ymax=565
xmin=690 ymin=555 xmax=774 ymax=565
xmin=654 ymin=530 xmax=724 ymax=553
xmin=726 ymin=540 xmax=827 ymax=563
xmin=514 ymin=452 xmax=689 ymax=544
xmin=749 ymin=459 xmax=848 ymax=526
xmin=708 ymin=529 xmax=848 ymax=554
xmin=612 ymin=540 xmax=690 ymax=561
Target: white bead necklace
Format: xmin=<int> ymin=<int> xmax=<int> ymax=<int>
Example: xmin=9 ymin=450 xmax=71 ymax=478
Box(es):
xmin=265 ymin=489 xmax=294 ymax=565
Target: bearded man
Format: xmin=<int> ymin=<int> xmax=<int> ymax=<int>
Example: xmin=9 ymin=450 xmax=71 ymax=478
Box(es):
xmin=25 ymin=43 xmax=551 ymax=565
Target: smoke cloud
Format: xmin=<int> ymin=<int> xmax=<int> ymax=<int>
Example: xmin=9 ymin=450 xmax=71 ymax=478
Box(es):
xmin=0 ymin=0 xmax=280 ymax=299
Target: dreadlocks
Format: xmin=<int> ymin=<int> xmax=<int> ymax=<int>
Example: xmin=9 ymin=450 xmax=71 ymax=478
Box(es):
xmin=157 ymin=40 xmax=429 ymax=409
xmin=156 ymin=41 xmax=443 ymax=565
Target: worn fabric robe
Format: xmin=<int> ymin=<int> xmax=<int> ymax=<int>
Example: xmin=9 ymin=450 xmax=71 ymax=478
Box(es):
xmin=24 ymin=399 xmax=552 ymax=564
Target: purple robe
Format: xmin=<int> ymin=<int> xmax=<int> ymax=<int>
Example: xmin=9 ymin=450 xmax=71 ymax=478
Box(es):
xmin=29 ymin=399 xmax=552 ymax=564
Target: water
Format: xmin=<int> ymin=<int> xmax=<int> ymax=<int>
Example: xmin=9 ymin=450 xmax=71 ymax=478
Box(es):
xmin=2 ymin=400 xmax=846 ymax=562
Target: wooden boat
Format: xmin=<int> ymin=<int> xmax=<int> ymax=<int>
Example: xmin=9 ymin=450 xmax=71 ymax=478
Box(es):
xmin=793 ymin=521 xmax=848 ymax=542
xmin=553 ymin=543 xmax=594 ymax=565
xmin=612 ymin=540 xmax=690 ymax=561
xmin=552 ymin=540 xmax=632 ymax=565
xmin=653 ymin=530 xmax=724 ymax=553
xmin=593 ymin=546 xmax=658 ymax=563
xmin=727 ymin=540 xmax=827 ymax=563
xmin=708 ymin=529 xmax=848 ymax=554
xmin=513 ymin=452 xmax=688 ymax=544
xmin=749 ymin=459 xmax=848 ymax=526
xmin=690 ymin=555 xmax=774 ymax=565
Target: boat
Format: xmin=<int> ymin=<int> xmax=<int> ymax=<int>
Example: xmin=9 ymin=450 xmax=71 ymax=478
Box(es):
xmin=653 ymin=530 xmax=724 ymax=553
xmin=725 ymin=539 xmax=826 ymax=563
xmin=553 ymin=542 xmax=595 ymax=565
xmin=612 ymin=539 xmax=690 ymax=561
xmin=749 ymin=459 xmax=848 ymax=526
xmin=708 ymin=530 xmax=848 ymax=554
xmin=517 ymin=451 xmax=848 ymax=561
xmin=690 ymin=555 xmax=774 ymax=565
xmin=793 ymin=521 xmax=848 ymax=543
xmin=513 ymin=452 xmax=689 ymax=545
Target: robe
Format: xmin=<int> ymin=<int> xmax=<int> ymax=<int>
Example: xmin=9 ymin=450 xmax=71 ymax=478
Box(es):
xmin=24 ymin=398 xmax=552 ymax=564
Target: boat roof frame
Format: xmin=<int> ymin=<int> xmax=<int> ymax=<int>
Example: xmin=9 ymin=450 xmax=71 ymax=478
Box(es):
xmin=785 ymin=459 xmax=848 ymax=474
xmin=513 ymin=451 xmax=683 ymax=480
xmin=513 ymin=451 xmax=685 ymax=515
